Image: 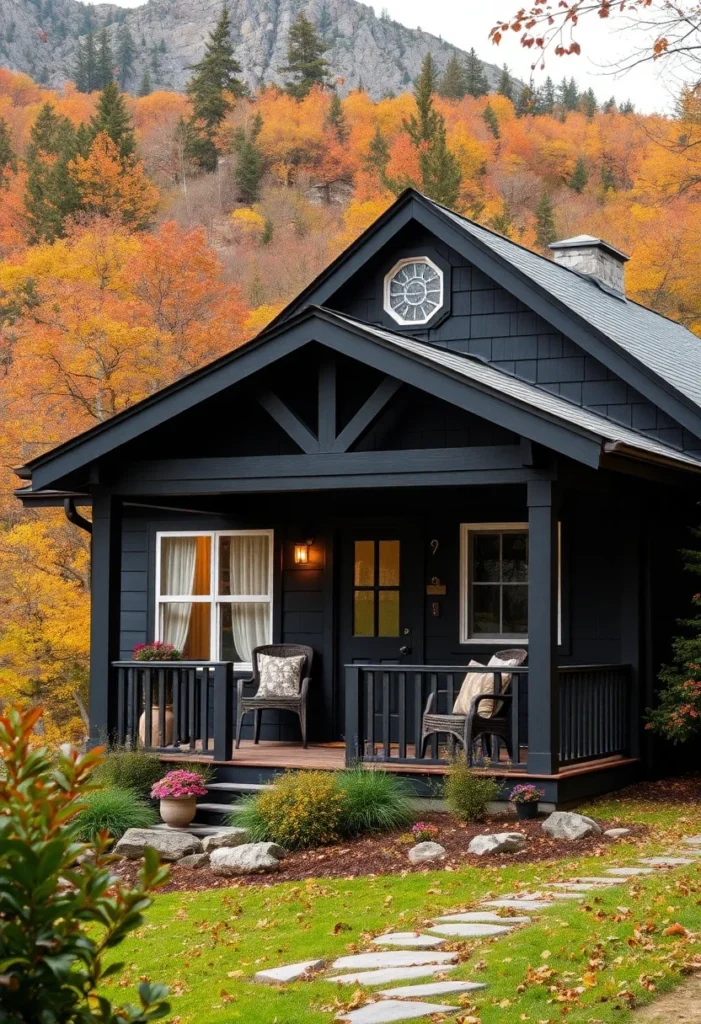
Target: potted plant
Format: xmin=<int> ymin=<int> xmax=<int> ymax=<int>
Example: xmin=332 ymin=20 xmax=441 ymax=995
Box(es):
xmin=134 ymin=642 xmax=182 ymax=746
xmin=151 ymin=769 xmax=208 ymax=828
xmin=509 ymin=783 xmax=544 ymax=820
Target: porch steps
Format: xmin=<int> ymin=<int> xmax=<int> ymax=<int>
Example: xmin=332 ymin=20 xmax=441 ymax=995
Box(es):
xmin=192 ymin=779 xmax=273 ymax=827
xmin=206 ymin=782 xmax=272 ymax=793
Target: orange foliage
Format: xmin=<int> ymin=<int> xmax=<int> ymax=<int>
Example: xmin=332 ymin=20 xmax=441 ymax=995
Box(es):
xmin=70 ymin=132 xmax=160 ymax=227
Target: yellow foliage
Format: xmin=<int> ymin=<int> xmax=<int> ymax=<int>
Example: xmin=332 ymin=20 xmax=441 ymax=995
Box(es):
xmin=244 ymin=302 xmax=285 ymax=335
xmin=230 ymin=207 xmax=267 ymax=239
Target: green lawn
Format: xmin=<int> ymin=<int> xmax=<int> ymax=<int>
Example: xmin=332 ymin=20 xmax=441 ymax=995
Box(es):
xmin=103 ymin=787 xmax=701 ymax=1024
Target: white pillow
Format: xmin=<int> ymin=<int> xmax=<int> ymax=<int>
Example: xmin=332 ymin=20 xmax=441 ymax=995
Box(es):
xmin=257 ymin=653 xmax=305 ymax=697
xmin=452 ymin=660 xmax=495 ymax=716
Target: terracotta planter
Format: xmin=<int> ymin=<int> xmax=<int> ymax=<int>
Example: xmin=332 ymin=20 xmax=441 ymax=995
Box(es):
xmin=138 ymin=704 xmax=174 ymax=747
xmin=515 ymin=801 xmax=539 ymax=820
xmin=159 ymin=796 xmax=197 ymax=828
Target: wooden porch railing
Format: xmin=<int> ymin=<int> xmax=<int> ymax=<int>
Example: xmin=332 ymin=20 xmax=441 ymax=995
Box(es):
xmin=558 ymin=664 xmax=631 ymax=766
xmin=112 ymin=661 xmax=234 ymax=760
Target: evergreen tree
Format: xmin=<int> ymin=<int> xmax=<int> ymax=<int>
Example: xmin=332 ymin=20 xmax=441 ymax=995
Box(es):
xmin=25 ymin=103 xmax=81 ymax=243
xmin=327 ymin=91 xmax=348 ymax=142
xmin=138 ymin=69 xmax=152 ymax=97
xmin=536 ymin=77 xmax=555 ymax=115
xmin=233 ymin=112 xmax=264 ymax=203
xmin=185 ymin=6 xmax=245 ymax=172
xmin=558 ymin=76 xmax=579 ymax=112
xmin=97 ymin=27 xmax=113 ymax=90
xmin=602 ymin=96 xmax=617 ymax=114
xmin=600 ymin=159 xmax=616 ymax=192
xmin=515 ymin=82 xmax=536 ymax=117
xmin=117 ymin=24 xmax=135 ymax=89
xmin=497 ymin=63 xmax=512 ymax=101
xmin=74 ymin=39 xmax=87 ymax=92
xmin=580 ymin=87 xmax=598 ymax=118
xmin=438 ymin=54 xmax=466 ymax=100
xmin=464 ymin=47 xmax=489 ymax=98
xmin=620 ymin=99 xmax=635 ymax=115
xmin=89 ymin=80 xmax=136 ymax=160
xmin=0 ymin=116 xmax=16 ymax=186
xmin=534 ymin=192 xmax=557 ymax=251
xmin=404 ymin=54 xmax=461 ymax=207
xmin=365 ymin=124 xmax=390 ymax=176
xmin=261 ymin=217 xmax=273 ymax=244
xmin=280 ymin=12 xmax=330 ymax=99
xmin=82 ymin=30 xmax=97 ymax=92
xmin=482 ymin=102 xmax=500 ymax=139
xmin=569 ymin=156 xmax=589 ymax=192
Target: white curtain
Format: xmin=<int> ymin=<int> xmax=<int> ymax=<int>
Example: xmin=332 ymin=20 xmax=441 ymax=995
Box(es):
xmin=161 ymin=537 xmax=197 ymax=653
xmin=229 ymin=535 xmax=270 ymax=664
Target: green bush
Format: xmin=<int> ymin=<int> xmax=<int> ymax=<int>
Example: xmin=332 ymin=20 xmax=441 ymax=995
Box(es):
xmin=444 ymin=752 xmax=500 ymax=821
xmin=177 ymin=760 xmax=215 ymax=783
xmin=335 ymin=765 xmax=413 ymax=836
xmin=91 ymin=745 xmax=164 ymax=798
xmin=75 ymin=786 xmax=158 ymax=841
xmin=232 ymin=770 xmax=345 ymax=849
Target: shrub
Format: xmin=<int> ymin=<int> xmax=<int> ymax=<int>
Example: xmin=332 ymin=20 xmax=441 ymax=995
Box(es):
xmin=232 ymin=770 xmax=345 ymax=849
xmin=0 ymin=705 xmax=170 ymax=1022
xmin=75 ymin=786 xmax=158 ymax=841
xmin=91 ymin=745 xmax=164 ymax=797
xmin=335 ymin=765 xmax=413 ymax=836
xmin=133 ymin=641 xmax=182 ymax=661
xmin=444 ymin=752 xmax=500 ymax=821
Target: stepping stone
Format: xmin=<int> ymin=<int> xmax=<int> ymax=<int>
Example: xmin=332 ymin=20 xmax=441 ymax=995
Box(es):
xmin=337 ymin=999 xmax=459 ymax=1023
xmin=438 ymin=911 xmax=531 ymax=924
xmin=378 ymin=980 xmax=487 ymax=999
xmin=606 ymin=867 xmax=655 ymax=876
xmin=484 ymin=898 xmax=553 ymax=910
xmin=254 ymin=959 xmax=324 ymax=984
xmin=546 ymin=882 xmax=613 ymax=892
xmin=330 ymin=964 xmax=458 ymax=986
xmin=332 ymin=951 xmax=457 ymax=970
xmin=604 ymin=828 xmax=632 ymax=838
xmin=672 ymin=847 xmax=701 ymax=856
xmin=639 ymin=857 xmax=694 ymax=866
xmin=567 ymin=876 xmax=625 ymax=885
xmin=371 ymin=933 xmax=445 ymax=948
xmin=682 ymin=836 xmax=701 ymax=847
xmin=428 ymin=922 xmax=513 ymax=938
xmin=548 ymin=892 xmax=588 ymax=900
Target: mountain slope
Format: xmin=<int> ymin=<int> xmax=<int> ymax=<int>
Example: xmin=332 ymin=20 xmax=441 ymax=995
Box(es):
xmin=0 ymin=0 xmax=507 ymax=99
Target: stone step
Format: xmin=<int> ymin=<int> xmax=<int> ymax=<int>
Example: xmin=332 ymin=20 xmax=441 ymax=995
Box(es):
xmin=377 ymin=980 xmax=487 ymax=999
xmin=483 ymin=898 xmax=553 ymax=910
xmin=329 ymin=964 xmax=458 ymax=987
xmin=438 ymin=911 xmax=531 ymax=924
xmin=605 ymin=867 xmax=655 ymax=876
xmin=337 ymin=999 xmax=459 ymax=1023
xmin=254 ymin=959 xmax=324 ymax=984
xmin=371 ymin=934 xmax=445 ymax=948
xmin=639 ymin=857 xmax=694 ymax=867
xmin=206 ymin=781 xmax=271 ymax=792
xmin=152 ymin=822 xmax=239 ymax=837
xmin=194 ymin=802 xmax=236 ymax=815
xmin=428 ymin=922 xmax=513 ymax=938
xmin=332 ymin=952 xmax=456 ymax=970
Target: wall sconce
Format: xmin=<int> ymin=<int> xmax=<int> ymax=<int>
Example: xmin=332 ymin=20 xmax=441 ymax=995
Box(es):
xmin=294 ymin=539 xmax=314 ymax=564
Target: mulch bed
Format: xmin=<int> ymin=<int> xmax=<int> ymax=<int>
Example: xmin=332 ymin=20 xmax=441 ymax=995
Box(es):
xmin=111 ymin=809 xmax=648 ymax=894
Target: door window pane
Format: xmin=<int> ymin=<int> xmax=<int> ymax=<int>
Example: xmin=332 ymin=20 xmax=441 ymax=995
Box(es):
xmin=472 ymin=585 xmax=500 ymax=635
xmin=473 ymin=534 xmax=500 ymax=582
xmin=354 ymin=541 xmax=375 ymax=586
xmin=379 ymin=540 xmax=400 ymax=586
xmin=219 ymin=602 xmax=270 ymax=663
xmin=353 ymin=590 xmax=375 ymax=636
xmin=378 ymin=590 xmax=400 ymax=636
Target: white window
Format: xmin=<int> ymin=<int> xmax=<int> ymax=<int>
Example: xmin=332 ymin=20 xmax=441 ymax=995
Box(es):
xmin=384 ymin=256 xmax=444 ymax=325
xmin=155 ymin=530 xmax=273 ymax=670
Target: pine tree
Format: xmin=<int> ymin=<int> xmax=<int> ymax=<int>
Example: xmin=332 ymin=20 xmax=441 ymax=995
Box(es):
xmin=117 ymin=24 xmax=135 ymax=90
xmin=185 ymin=6 xmax=245 ymax=172
xmin=0 ymin=116 xmax=16 ymax=186
xmin=83 ymin=29 xmax=97 ymax=92
xmin=233 ymin=112 xmax=264 ymax=203
xmin=482 ymin=102 xmax=500 ymax=139
xmin=438 ymin=54 xmax=466 ymax=100
xmin=558 ymin=76 xmax=579 ymax=112
xmin=497 ymin=63 xmax=512 ymax=101
xmin=327 ymin=91 xmax=348 ymax=142
xmin=600 ymin=160 xmax=616 ymax=192
xmin=74 ymin=39 xmax=87 ymax=92
xmin=620 ymin=99 xmax=635 ymax=115
xmin=25 ymin=103 xmax=81 ymax=243
xmin=536 ymin=77 xmax=555 ymax=115
xmin=365 ymin=124 xmax=390 ymax=176
xmin=280 ymin=12 xmax=330 ymax=100
xmin=89 ymin=80 xmax=135 ymax=160
xmin=569 ymin=156 xmax=589 ymax=192
xmin=261 ymin=217 xmax=273 ymax=244
xmin=138 ymin=69 xmax=152 ymax=97
xmin=534 ymin=192 xmax=557 ymax=251
xmin=97 ymin=27 xmax=113 ymax=90
xmin=602 ymin=97 xmax=617 ymax=114
xmin=404 ymin=54 xmax=461 ymax=207
xmin=580 ymin=87 xmax=598 ymax=118
xmin=464 ymin=48 xmax=489 ymax=98
xmin=515 ymin=82 xmax=536 ymax=118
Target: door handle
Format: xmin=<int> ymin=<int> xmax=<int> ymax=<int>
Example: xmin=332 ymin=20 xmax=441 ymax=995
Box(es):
xmin=399 ymin=645 xmax=411 ymax=656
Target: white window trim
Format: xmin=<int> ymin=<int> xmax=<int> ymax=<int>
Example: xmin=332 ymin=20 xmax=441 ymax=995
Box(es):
xmin=459 ymin=522 xmax=562 ymax=645
xmin=155 ymin=529 xmax=274 ymax=671
xmin=383 ymin=256 xmax=444 ymax=326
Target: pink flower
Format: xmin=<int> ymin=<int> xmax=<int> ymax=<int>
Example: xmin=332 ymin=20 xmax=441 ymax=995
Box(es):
xmin=151 ymin=769 xmax=208 ymax=799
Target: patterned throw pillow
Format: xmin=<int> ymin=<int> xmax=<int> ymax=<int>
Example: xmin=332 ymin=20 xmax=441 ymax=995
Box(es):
xmin=257 ymin=653 xmax=305 ymax=697
xmin=452 ymin=655 xmax=521 ymax=718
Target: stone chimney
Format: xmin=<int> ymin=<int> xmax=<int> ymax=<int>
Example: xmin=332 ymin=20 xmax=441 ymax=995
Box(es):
xmin=549 ymin=235 xmax=630 ymax=296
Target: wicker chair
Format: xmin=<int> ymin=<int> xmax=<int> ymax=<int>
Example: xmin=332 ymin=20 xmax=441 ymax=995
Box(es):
xmin=420 ymin=648 xmax=527 ymax=766
xmin=235 ymin=644 xmax=314 ymax=749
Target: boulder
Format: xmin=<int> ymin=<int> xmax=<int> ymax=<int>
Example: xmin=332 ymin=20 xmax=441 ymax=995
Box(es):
xmin=179 ymin=852 xmax=210 ymax=869
xmin=114 ymin=829 xmax=202 ymax=861
xmin=542 ymin=812 xmax=602 ymax=841
xmin=407 ymin=841 xmax=446 ymax=865
xmin=468 ymin=832 xmax=526 ymax=856
xmin=210 ymin=842 xmax=284 ymax=876
xmin=202 ymin=828 xmax=249 ymax=853
xmin=604 ymin=827 xmax=632 ymax=838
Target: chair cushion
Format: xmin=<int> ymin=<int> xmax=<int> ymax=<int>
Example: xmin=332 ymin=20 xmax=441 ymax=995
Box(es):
xmin=452 ymin=654 xmax=521 ymax=718
xmin=257 ymin=653 xmax=305 ymax=698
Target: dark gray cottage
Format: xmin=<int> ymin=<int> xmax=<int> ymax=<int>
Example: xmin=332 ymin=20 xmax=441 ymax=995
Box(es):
xmin=16 ymin=189 xmax=701 ymax=806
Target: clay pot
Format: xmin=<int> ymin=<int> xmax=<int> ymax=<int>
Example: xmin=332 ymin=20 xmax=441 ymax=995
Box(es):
xmin=138 ymin=704 xmax=174 ymax=747
xmin=159 ymin=796 xmax=197 ymax=828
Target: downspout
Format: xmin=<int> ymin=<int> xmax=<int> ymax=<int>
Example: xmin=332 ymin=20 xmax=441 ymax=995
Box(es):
xmin=64 ymin=496 xmax=92 ymax=534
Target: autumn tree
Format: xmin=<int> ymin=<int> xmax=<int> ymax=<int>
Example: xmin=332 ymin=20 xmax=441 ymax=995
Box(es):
xmin=464 ymin=48 xmax=489 ymax=99
xmin=438 ymin=54 xmax=467 ymax=100
xmin=89 ymin=80 xmax=136 ymax=159
xmin=185 ymin=6 xmax=245 ymax=172
xmin=281 ymin=12 xmax=330 ymax=99
xmin=534 ymin=192 xmax=557 ymax=251
xmin=24 ymin=103 xmax=81 ymax=243
xmin=404 ymin=53 xmax=461 ymax=206
xmin=71 ymin=132 xmax=159 ymax=226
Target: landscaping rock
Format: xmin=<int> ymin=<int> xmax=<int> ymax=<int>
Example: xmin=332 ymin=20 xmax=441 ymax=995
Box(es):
xmin=604 ymin=828 xmax=632 ymax=838
xmin=329 ymin=964 xmax=458 ymax=986
xmin=114 ymin=829 xmax=202 ymax=861
xmin=254 ymin=959 xmax=324 ymax=984
xmin=337 ymin=1000 xmax=459 ymax=1022
xmin=542 ymin=811 xmax=602 ymax=841
xmin=639 ymin=856 xmax=694 ymax=866
xmin=377 ymin=980 xmax=487 ymax=998
xmin=407 ymin=841 xmax=446 ymax=865
xmin=202 ymin=829 xmax=249 ymax=853
xmin=371 ymin=933 xmax=445 ymax=948
xmin=210 ymin=842 xmax=285 ymax=876
xmin=468 ymin=832 xmax=526 ymax=856
xmin=179 ymin=853 xmax=210 ymax=869
xmin=682 ymin=835 xmax=701 ymax=847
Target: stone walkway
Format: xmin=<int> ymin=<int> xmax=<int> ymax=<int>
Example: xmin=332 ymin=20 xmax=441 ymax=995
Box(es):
xmin=252 ymin=836 xmax=701 ymax=1023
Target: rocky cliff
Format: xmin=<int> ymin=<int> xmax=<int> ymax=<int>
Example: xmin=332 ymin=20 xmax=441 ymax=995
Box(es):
xmin=0 ymin=0 xmax=505 ymax=99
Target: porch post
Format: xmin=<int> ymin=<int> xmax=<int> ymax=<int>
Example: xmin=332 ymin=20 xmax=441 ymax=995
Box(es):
xmin=89 ymin=490 xmax=121 ymax=747
xmin=527 ymin=480 xmax=559 ymax=775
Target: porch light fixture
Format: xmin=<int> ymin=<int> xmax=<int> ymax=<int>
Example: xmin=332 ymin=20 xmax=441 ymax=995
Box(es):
xmin=294 ymin=539 xmax=313 ymax=564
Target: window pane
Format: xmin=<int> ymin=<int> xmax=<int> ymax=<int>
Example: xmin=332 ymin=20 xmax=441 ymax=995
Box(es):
xmin=472 ymin=585 xmax=500 ymax=635
xmin=378 ymin=589 xmax=400 ymax=636
xmin=159 ymin=602 xmax=210 ymax=659
xmin=472 ymin=534 xmax=501 ymax=582
xmin=160 ymin=536 xmax=210 ymax=596
xmin=353 ymin=589 xmax=375 ymax=636
xmin=219 ymin=602 xmax=270 ymax=663
xmin=219 ymin=535 xmax=270 ymax=596
xmin=502 ymin=586 xmax=528 ymax=635
xmin=378 ymin=540 xmax=400 ymax=586
xmin=502 ymin=532 xmax=528 ymax=582
xmin=354 ymin=541 xmax=375 ymax=587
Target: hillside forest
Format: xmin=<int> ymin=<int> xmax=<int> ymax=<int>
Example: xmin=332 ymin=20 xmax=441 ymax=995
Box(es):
xmin=2 ymin=9 xmax=701 ymax=743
